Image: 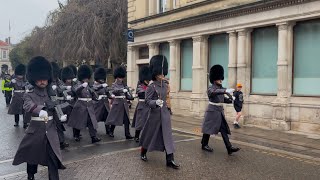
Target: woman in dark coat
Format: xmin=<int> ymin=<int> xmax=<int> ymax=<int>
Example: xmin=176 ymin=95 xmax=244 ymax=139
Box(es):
xmin=13 ymin=56 xmax=65 ymax=180
xmin=68 ymin=65 xmax=101 ymax=144
xmin=201 ymin=65 xmax=240 ymax=155
xmin=105 ymin=67 xmax=134 ymax=139
xmin=7 ymin=64 xmax=28 ymax=128
xmin=132 ymin=66 xmax=152 ymax=142
xmin=93 ymin=67 xmax=112 ymax=134
xmin=139 ymin=55 xmax=179 ymax=169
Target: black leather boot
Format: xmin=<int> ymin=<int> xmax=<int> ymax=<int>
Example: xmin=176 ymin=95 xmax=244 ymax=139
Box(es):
xmin=91 ymin=136 xmax=101 ymax=143
xmin=134 ymin=130 xmax=140 ymax=143
xmin=14 ymin=115 xmax=19 ymax=127
xmin=27 ymin=174 xmax=35 ymax=180
xmin=126 ymin=135 xmax=134 ymax=140
xmin=60 ymin=142 xmax=69 ymax=150
xmin=23 ymin=123 xmax=28 ymax=129
xmin=105 ymin=125 xmax=110 ymax=135
xmin=166 ymin=154 xmax=180 ymax=169
xmin=227 ymin=146 xmax=240 ymax=155
xmin=202 ymin=145 xmax=214 ymax=152
xmin=140 ymin=148 xmax=148 ymax=161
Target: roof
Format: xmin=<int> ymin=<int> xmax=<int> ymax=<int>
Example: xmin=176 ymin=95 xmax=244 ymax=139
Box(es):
xmin=0 ymin=40 xmax=9 ymax=47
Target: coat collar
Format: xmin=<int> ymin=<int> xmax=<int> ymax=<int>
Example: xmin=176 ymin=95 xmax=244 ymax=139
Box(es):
xmin=34 ymin=86 xmax=48 ymax=97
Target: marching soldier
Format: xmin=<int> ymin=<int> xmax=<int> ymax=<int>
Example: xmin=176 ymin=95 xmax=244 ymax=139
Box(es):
xmin=106 ymin=67 xmax=134 ymax=139
xmin=7 ymin=64 xmax=28 ymax=128
xmin=139 ymin=55 xmax=180 ymax=169
xmin=132 ymin=66 xmax=152 ymax=142
xmin=68 ymin=65 xmax=101 ymax=143
xmin=1 ymin=73 xmax=13 ymax=107
xmin=93 ymin=67 xmax=112 ymax=135
xmin=13 ymin=56 xmax=65 ymax=180
xmin=201 ymin=65 xmax=240 ymax=155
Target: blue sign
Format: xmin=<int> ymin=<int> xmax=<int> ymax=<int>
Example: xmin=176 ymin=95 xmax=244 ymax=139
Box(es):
xmin=128 ymin=29 xmax=134 ymax=42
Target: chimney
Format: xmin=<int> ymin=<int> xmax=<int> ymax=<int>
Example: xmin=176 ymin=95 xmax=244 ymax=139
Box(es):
xmin=5 ymin=38 xmax=9 ymax=44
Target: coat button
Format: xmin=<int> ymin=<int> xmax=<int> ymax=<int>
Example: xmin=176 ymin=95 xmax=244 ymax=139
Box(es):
xmin=46 ymin=131 xmax=48 ymax=133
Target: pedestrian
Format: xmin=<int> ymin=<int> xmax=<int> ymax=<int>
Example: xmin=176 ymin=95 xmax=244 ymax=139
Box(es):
xmin=93 ymin=67 xmax=112 ymax=135
xmin=233 ymin=83 xmax=244 ymax=129
xmin=132 ymin=66 xmax=152 ymax=143
xmin=12 ymin=56 xmax=65 ymax=180
xmin=1 ymin=73 xmax=13 ymax=107
xmin=68 ymin=65 xmax=101 ymax=143
xmin=7 ymin=64 xmax=28 ymax=128
xmin=201 ymin=65 xmax=240 ymax=155
xmin=105 ymin=66 xmax=134 ymax=139
xmin=139 ymin=55 xmax=180 ymax=169
xmin=50 ymin=62 xmax=69 ymax=150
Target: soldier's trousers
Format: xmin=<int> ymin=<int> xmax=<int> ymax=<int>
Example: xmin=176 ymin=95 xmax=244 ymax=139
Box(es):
xmin=74 ymin=116 xmax=97 ymax=138
xmin=109 ymin=113 xmax=131 ymax=137
xmin=4 ymin=91 xmax=12 ymax=105
xmin=201 ymin=121 xmax=232 ymax=150
xmin=27 ymin=141 xmax=60 ymax=180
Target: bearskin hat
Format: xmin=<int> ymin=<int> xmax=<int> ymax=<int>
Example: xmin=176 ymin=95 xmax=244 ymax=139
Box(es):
xmin=94 ymin=67 xmax=107 ymax=81
xmin=209 ymin=65 xmax=224 ymax=84
xmin=15 ymin=64 xmax=26 ymax=76
xmin=139 ymin=66 xmax=152 ymax=83
xmin=61 ymin=67 xmax=75 ymax=82
xmin=77 ymin=65 xmax=92 ymax=81
xmin=113 ymin=66 xmax=126 ymax=79
xmin=51 ymin=62 xmax=60 ymax=79
xmin=68 ymin=65 xmax=77 ymax=76
xmin=149 ymin=55 xmax=168 ymax=81
xmin=27 ymin=56 xmax=52 ymax=86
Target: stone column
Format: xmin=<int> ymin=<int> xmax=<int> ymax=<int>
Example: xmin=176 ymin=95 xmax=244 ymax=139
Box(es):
xmin=236 ymin=29 xmax=248 ymax=93
xmin=169 ymin=40 xmax=179 ymax=93
xmin=149 ymin=0 xmax=156 ymax=16
xmin=192 ymin=35 xmax=208 ymax=97
xmin=148 ymin=43 xmax=159 ymax=58
xmin=228 ymin=31 xmax=237 ymax=89
xmin=127 ymin=46 xmax=138 ymax=88
xmin=166 ymin=0 xmax=173 ymax=11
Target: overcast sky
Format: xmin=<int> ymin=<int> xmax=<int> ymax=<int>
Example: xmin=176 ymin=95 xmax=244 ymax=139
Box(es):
xmin=0 ymin=0 xmax=65 ymax=44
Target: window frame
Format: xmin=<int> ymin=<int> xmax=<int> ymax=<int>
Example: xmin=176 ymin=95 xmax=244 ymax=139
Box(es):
xmin=179 ymin=39 xmax=193 ymax=92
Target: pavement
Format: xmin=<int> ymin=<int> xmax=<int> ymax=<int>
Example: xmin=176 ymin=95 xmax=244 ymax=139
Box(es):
xmin=0 ymin=94 xmax=320 ymax=179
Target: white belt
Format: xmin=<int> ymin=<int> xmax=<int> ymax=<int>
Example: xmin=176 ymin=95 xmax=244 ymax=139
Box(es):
xmin=138 ymin=99 xmax=145 ymax=102
xmin=209 ymin=102 xmax=223 ymax=106
xmin=98 ymin=95 xmax=108 ymax=100
xmin=78 ymin=98 xmax=92 ymax=102
xmin=114 ymin=96 xmax=125 ymax=99
xmin=31 ymin=116 xmax=53 ymax=121
xmin=55 ymin=97 xmax=65 ymax=100
xmin=14 ymin=90 xmax=25 ymax=93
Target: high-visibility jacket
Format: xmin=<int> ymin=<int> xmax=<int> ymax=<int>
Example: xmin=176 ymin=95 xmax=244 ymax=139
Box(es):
xmin=1 ymin=79 xmax=13 ymax=91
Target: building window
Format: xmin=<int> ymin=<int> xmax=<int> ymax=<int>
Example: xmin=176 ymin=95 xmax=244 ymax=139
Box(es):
xmin=139 ymin=47 xmax=149 ymax=59
xmin=2 ymin=50 xmax=7 ymax=59
xmin=208 ymin=34 xmax=229 ymax=87
xmin=159 ymin=42 xmax=170 ymax=78
xmin=180 ymin=39 xmax=193 ymax=91
xmin=251 ymin=26 xmax=278 ymax=94
xmin=159 ymin=0 xmax=167 ymax=13
xmin=293 ymin=19 xmax=320 ymax=96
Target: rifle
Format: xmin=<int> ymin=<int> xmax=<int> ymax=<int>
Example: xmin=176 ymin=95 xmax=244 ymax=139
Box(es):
xmin=47 ymin=86 xmax=69 ymax=121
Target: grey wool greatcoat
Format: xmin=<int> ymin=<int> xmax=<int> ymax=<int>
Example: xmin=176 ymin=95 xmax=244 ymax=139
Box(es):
xmin=202 ymin=83 xmax=233 ymax=135
xmin=93 ymin=83 xmax=111 ymax=122
xmin=132 ymin=82 xmax=149 ymax=130
xmin=7 ymin=78 xmax=27 ymax=115
xmin=139 ymin=80 xmax=175 ymax=154
xmin=67 ymin=83 xmax=98 ymax=130
xmin=12 ymin=87 xmax=63 ymax=168
xmin=106 ymin=81 xmax=132 ymax=126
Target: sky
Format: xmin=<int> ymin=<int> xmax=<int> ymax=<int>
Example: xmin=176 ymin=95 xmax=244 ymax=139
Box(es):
xmin=0 ymin=0 xmax=66 ymax=44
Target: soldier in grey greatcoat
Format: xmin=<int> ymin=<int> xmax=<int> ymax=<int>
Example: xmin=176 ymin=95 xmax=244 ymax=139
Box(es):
xmin=13 ymin=56 xmax=65 ymax=180
xmin=67 ymin=65 xmax=101 ymax=144
xmin=93 ymin=67 xmax=112 ymax=135
xmin=139 ymin=55 xmax=180 ymax=169
xmin=105 ymin=67 xmax=134 ymax=139
xmin=201 ymin=65 xmax=240 ymax=155
xmin=7 ymin=64 xmax=28 ymax=128
xmin=132 ymin=66 xmax=152 ymax=142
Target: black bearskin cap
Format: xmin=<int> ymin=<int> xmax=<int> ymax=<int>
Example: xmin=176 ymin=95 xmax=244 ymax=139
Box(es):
xmin=139 ymin=66 xmax=152 ymax=83
xmin=61 ymin=67 xmax=75 ymax=82
xmin=15 ymin=64 xmax=26 ymax=76
xmin=209 ymin=65 xmax=224 ymax=84
xmin=149 ymin=55 xmax=168 ymax=81
xmin=94 ymin=67 xmax=107 ymax=81
xmin=68 ymin=65 xmax=77 ymax=76
xmin=27 ymin=56 xmax=52 ymax=86
xmin=77 ymin=65 xmax=92 ymax=81
xmin=51 ymin=62 xmax=60 ymax=79
xmin=113 ymin=66 xmax=126 ymax=79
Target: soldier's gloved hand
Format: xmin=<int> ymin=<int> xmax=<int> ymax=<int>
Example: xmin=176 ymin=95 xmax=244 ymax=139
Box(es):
xmin=11 ymin=79 xmax=16 ymax=83
xmin=66 ymin=95 xmax=72 ymax=101
xmin=73 ymin=78 xmax=77 ymax=82
xmin=226 ymin=88 xmax=235 ymax=94
xmin=25 ymin=89 xmax=30 ymax=93
xmin=156 ymin=99 xmax=164 ymax=107
xmin=82 ymin=82 xmax=88 ymax=88
xmin=111 ymin=94 xmax=115 ymax=98
xmin=39 ymin=110 xmax=48 ymax=119
xmin=66 ymin=86 xmax=72 ymax=90
xmin=123 ymin=89 xmax=128 ymax=93
xmin=102 ymin=83 xmax=108 ymax=88
xmin=52 ymin=85 xmax=57 ymax=91
xmin=60 ymin=115 xmax=67 ymax=122
xmin=232 ymin=96 xmax=236 ymax=101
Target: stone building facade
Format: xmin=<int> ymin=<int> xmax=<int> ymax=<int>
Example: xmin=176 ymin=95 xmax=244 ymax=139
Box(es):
xmin=0 ymin=40 xmax=12 ymax=74
xmin=127 ymin=0 xmax=320 ymax=135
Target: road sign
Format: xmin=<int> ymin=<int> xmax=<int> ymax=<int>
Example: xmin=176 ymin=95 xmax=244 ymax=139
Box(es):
xmin=128 ymin=29 xmax=134 ymax=42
